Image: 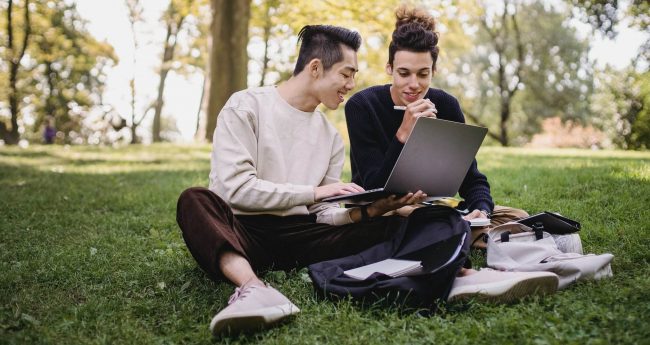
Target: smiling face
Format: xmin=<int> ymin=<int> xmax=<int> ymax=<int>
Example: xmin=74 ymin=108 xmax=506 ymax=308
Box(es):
xmin=387 ymin=50 xmax=433 ymax=106
xmin=313 ymin=45 xmax=358 ymax=110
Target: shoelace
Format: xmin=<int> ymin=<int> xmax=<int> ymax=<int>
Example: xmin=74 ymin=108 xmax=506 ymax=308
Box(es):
xmin=227 ymin=285 xmax=257 ymax=305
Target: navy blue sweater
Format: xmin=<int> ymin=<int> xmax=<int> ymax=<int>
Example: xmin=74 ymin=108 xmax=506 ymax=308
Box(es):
xmin=344 ymin=84 xmax=494 ymax=213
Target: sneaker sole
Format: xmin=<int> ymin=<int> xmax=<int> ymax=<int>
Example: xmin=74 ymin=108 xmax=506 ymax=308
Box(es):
xmin=448 ymin=274 xmax=558 ymax=303
xmin=210 ymin=303 xmax=300 ymax=336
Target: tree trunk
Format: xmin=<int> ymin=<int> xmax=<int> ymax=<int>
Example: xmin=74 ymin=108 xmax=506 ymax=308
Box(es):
xmin=194 ymin=73 xmax=208 ymax=141
xmin=258 ymin=0 xmax=274 ymax=87
xmin=153 ymin=9 xmax=185 ymax=142
xmin=205 ymin=0 xmax=251 ymax=141
xmin=497 ymin=61 xmax=510 ymax=147
xmin=194 ymin=13 xmax=213 ymax=142
xmin=3 ymin=0 xmax=30 ymax=145
xmin=130 ymin=124 xmax=139 ymax=144
xmin=129 ymin=77 xmax=139 ymax=144
xmin=499 ymin=99 xmax=510 ymax=147
xmin=153 ymin=24 xmax=174 ymax=142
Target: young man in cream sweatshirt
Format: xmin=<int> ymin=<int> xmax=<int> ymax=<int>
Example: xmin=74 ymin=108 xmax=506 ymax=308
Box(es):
xmin=177 ymin=25 xmax=428 ymax=336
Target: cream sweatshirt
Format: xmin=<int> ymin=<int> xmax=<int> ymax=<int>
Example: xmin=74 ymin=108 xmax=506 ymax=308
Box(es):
xmin=209 ymin=86 xmax=352 ymax=225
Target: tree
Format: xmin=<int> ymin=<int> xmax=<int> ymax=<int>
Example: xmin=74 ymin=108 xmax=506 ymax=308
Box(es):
xmin=152 ymin=0 xmax=199 ymax=142
xmin=1 ymin=0 xmax=30 ymax=144
xmin=124 ymin=0 xmax=150 ymax=144
xmin=570 ymin=0 xmax=649 ymax=39
xmin=571 ymin=0 xmax=649 ymax=149
xmin=34 ymin=2 xmax=116 ymax=143
xmin=592 ymin=67 xmax=650 ymax=149
xmin=253 ymin=0 xmax=278 ymax=87
xmin=434 ymin=0 xmax=593 ymax=146
xmin=0 ymin=0 xmax=116 ymax=144
xmin=204 ymin=0 xmax=250 ymax=141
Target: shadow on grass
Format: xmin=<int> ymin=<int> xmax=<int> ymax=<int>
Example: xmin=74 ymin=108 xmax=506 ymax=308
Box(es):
xmin=0 ymin=150 xmax=53 ymax=158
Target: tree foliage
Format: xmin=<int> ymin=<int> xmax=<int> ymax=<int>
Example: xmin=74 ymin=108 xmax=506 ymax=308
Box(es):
xmin=0 ymin=0 xmax=646 ymax=149
xmin=434 ymin=0 xmax=592 ymax=146
xmin=0 ymin=0 xmax=30 ymax=144
xmin=592 ymin=67 xmax=650 ymax=149
xmin=571 ymin=0 xmax=649 ymax=38
xmin=0 ymin=0 xmax=117 ymax=144
xmin=151 ymin=0 xmax=202 ymax=142
xmin=570 ymin=0 xmax=650 ymax=149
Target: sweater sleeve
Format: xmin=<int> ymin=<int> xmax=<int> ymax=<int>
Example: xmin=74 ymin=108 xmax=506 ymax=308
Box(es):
xmin=209 ymin=106 xmax=315 ymax=211
xmin=345 ymin=97 xmax=404 ymax=189
xmin=443 ymin=95 xmax=495 ymax=213
xmin=308 ymin=134 xmax=353 ymax=226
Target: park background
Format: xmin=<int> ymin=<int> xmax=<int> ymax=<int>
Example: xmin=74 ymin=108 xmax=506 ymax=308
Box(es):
xmin=1 ymin=0 xmax=649 ymax=149
xmin=1 ymin=0 xmax=649 ymax=344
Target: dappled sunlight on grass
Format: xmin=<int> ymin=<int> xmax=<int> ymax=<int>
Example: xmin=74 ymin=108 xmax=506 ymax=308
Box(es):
xmin=0 ymin=143 xmax=211 ymax=174
xmin=479 ymin=146 xmax=650 ymax=159
xmin=478 ymin=147 xmax=650 ymax=173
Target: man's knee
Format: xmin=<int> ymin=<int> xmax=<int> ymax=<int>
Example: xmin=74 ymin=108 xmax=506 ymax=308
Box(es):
xmin=179 ymin=186 xmax=209 ymax=206
xmin=177 ymin=187 xmax=215 ymax=225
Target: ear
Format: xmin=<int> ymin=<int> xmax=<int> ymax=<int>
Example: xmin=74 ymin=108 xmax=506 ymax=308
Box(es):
xmin=385 ymin=63 xmax=392 ymax=75
xmin=308 ymin=58 xmax=323 ymax=78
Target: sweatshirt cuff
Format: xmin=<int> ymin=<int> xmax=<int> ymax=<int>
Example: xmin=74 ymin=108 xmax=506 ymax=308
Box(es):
xmin=331 ymin=208 xmax=353 ymax=225
xmin=292 ymin=185 xmax=316 ymax=205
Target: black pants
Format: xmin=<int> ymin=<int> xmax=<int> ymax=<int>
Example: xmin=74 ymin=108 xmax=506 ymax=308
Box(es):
xmin=176 ymin=187 xmax=404 ymax=282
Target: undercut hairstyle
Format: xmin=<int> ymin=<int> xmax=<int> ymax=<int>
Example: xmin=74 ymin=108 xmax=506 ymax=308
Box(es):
xmin=293 ymin=25 xmax=362 ymax=76
xmin=388 ymin=5 xmax=439 ymax=70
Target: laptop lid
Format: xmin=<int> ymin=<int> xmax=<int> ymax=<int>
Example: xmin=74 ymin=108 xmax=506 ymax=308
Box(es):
xmin=323 ymin=117 xmax=487 ymax=204
xmin=383 ymin=117 xmax=487 ymax=197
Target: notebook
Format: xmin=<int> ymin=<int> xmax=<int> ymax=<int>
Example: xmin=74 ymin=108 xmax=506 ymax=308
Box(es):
xmin=323 ymin=117 xmax=488 ymax=204
xmin=343 ymin=258 xmax=423 ymax=280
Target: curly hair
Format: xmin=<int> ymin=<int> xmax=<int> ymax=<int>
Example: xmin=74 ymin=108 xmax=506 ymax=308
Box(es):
xmin=388 ymin=5 xmax=439 ymax=70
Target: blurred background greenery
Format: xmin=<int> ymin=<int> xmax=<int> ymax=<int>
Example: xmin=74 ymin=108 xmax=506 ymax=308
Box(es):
xmin=1 ymin=0 xmax=648 ymax=149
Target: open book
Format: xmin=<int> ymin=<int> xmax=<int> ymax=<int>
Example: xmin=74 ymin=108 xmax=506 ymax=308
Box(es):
xmin=343 ymin=259 xmax=423 ymax=280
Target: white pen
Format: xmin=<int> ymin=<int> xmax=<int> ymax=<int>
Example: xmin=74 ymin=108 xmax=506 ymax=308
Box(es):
xmin=394 ymin=98 xmax=434 ymax=111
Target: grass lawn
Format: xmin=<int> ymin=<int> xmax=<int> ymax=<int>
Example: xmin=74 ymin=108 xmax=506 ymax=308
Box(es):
xmin=1 ymin=143 xmax=649 ymax=344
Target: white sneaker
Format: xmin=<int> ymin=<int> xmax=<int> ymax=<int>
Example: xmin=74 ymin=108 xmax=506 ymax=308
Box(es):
xmin=447 ymin=269 xmax=559 ymax=303
xmin=210 ymin=283 xmax=300 ymax=336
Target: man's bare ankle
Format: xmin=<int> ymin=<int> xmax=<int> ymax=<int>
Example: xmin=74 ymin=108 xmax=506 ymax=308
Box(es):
xmin=241 ymin=277 xmax=265 ymax=288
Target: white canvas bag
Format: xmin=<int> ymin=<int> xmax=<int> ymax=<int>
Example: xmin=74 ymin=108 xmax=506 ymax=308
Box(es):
xmin=486 ymin=222 xmax=613 ymax=289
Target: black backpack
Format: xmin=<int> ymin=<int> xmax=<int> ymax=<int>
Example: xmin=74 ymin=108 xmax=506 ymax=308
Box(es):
xmin=308 ymin=205 xmax=470 ymax=311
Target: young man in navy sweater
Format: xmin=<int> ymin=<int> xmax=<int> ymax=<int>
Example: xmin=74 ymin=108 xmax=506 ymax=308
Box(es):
xmin=345 ymin=6 xmax=529 ymax=248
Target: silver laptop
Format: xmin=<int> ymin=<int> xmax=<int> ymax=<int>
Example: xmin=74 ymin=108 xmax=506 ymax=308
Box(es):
xmin=323 ymin=117 xmax=488 ymax=205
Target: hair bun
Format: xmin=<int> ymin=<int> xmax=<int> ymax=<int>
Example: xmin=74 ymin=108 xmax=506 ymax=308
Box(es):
xmin=395 ymin=5 xmax=436 ymax=32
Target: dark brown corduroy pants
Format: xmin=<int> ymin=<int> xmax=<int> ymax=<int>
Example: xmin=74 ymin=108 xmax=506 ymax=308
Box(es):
xmin=176 ymin=187 xmax=403 ymax=282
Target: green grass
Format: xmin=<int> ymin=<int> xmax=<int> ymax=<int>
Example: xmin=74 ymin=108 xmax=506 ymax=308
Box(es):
xmin=1 ymin=143 xmax=649 ymax=344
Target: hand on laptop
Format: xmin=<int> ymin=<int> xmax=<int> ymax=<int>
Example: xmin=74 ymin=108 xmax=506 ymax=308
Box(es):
xmin=367 ymin=191 xmax=428 ymax=217
xmin=395 ymin=99 xmax=438 ymax=143
xmin=315 ymin=182 xmax=365 ymax=201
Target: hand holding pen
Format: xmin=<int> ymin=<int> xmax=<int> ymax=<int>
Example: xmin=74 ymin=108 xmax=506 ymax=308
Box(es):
xmin=394 ymin=98 xmax=437 ymax=143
